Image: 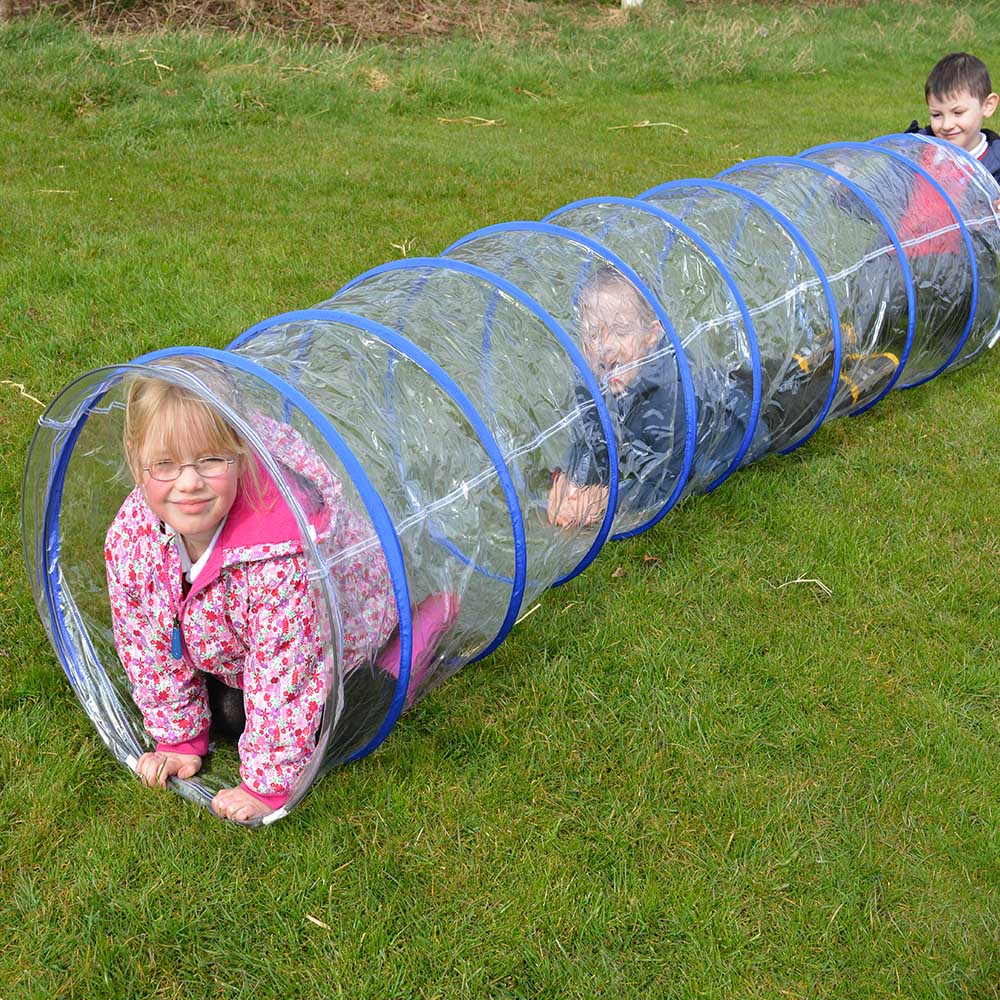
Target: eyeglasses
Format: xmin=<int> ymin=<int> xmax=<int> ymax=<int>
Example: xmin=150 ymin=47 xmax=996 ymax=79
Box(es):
xmin=143 ymin=457 xmax=237 ymax=482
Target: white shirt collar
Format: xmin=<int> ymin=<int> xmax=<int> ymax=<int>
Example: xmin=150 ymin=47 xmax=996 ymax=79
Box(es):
xmin=171 ymin=516 xmax=228 ymax=584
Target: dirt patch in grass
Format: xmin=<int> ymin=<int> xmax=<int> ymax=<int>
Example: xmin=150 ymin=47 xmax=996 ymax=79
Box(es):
xmin=3 ymin=0 xmax=873 ymax=42
xmin=5 ymin=0 xmax=620 ymax=41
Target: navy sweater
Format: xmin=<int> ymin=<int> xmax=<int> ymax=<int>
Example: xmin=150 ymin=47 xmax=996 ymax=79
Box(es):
xmin=563 ymin=348 xmax=763 ymax=514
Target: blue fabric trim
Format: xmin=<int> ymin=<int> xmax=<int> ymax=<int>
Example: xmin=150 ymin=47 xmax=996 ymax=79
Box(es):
xmin=337 ymin=255 xmax=617 ymax=584
xmin=229 ymin=308 xmax=527 ymax=664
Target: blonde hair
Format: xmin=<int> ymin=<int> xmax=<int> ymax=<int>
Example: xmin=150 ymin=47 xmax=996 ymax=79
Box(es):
xmin=580 ymin=266 xmax=657 ymax=329
xmin=122 ymin=372 xmax=260 ymax=497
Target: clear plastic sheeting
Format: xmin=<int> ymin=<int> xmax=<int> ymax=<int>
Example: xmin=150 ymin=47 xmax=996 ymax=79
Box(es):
xmin=872 ymin=134 xmax=1000 ymax=372
xmin=639 ymin=179 xmax=841 ymax=453
xmin=540 ymin=198 xmax=764 ymax=501
xmin=800 ymin=139 xmax=1000 ymax=387
xmin=437 ymin=223 xmax=697 ymax=536
xmin=717 ymin=157 xmax=912 ymax=416
xmin=323 ymin=259 xmax=619 ymax=574
xmin=22 ymin=133 xmax=1000 ymax=824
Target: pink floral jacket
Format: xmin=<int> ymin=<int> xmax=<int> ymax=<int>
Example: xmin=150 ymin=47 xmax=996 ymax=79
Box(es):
xmin=105 ymin=424 xmax=398 ymax=807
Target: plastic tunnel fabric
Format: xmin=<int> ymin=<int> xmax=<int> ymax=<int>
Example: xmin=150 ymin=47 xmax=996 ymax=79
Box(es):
xmin=800 ymin=140 xmax=1000 ymax=386
xmin=540 ymin=196 xmax=764 ymax=495
xmin=437 ymin=222 xmax=698 ymax=538
xmin=871 ymin=134 xmax=1000 ymax=371
xmin=22 ymin=132 xmax=1000 ymax=824
xmin=325 ymin=256 xmax=621 ymax=579
xmin=638 ymin=178 xmax=843 ymax=453
xmin=715 ymin=157 xmax=915 ymax=416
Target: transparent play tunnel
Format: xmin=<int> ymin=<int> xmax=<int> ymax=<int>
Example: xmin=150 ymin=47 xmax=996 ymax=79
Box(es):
xmin=22 ymin=133 xmax=1000 ymax=824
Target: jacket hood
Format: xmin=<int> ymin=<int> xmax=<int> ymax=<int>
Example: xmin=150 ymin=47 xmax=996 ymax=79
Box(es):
xmin=224 ymin=458 xmax=330 ymax=548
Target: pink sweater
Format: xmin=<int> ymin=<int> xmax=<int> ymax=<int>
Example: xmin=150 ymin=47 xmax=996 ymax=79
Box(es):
xmin=105 ymin=422 xmax=398 ymax=807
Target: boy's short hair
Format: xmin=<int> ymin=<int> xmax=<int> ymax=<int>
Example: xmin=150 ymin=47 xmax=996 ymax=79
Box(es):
xmin=581 ymin=265 xmax=657 ymax=329
xmin=925 ymin=52 xmax=993 ymax=103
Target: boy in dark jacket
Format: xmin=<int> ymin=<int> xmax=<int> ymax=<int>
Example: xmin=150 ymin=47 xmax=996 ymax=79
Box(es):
xmin=872 ymin=52 xmax=1000 ymax=379
xmin=906 ymin=52 xmax=1000 ymax=181
xmin=547 ymin=268 xmax=766 ymax=530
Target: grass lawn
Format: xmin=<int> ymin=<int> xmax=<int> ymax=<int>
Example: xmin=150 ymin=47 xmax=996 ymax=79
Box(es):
xmin=2 ymin=2 xmax=1000 ymax=997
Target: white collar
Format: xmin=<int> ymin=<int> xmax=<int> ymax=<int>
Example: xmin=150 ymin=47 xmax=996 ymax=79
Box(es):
xmin=171 ymin=516 xmax=228 ymax=584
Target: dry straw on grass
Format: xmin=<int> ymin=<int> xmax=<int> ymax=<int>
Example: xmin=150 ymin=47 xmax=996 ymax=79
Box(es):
xmin=436 ymin=115 xmax=504 ymax=126
xmin=607 ymin=119 xmax=689 ymax=132
xmin=1 ymin=380 xmax=45 ymax=407
xmin=5 ymin=0 xmax=545 ymax=39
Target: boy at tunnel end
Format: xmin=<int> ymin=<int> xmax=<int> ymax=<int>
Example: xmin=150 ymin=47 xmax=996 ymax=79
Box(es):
xmin=907 ymin=52 xmax=1000 ymax=180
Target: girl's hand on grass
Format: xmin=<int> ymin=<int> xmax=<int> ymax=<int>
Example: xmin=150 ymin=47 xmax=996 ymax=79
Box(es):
xmin=211 ymin=786 xmax=273 ymax=823
xmin=135 ymin=750 xmax=202 ymax=789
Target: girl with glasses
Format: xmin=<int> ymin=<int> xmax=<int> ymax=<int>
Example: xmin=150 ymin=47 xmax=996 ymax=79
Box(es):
xmin=106 ymin=373 xmax=456 ymax=822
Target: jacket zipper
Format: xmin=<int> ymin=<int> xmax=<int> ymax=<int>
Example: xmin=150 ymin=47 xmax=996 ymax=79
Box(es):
xmin=171 ymin=614 xmax=183 ymax=660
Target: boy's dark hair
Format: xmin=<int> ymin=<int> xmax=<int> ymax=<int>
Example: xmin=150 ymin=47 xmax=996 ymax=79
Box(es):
xmin=925 ymin=52 xmax=993 ymax=103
